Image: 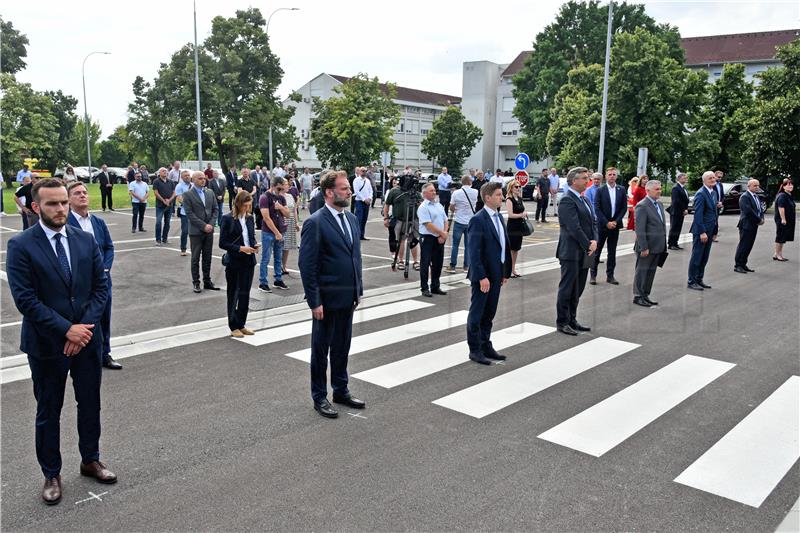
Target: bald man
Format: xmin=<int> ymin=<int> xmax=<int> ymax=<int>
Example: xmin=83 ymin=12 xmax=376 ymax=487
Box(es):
xmin=182 ymin=171 xmax=220 ymax=293
xmin=733 ymin=179 xmax=765 ymax=274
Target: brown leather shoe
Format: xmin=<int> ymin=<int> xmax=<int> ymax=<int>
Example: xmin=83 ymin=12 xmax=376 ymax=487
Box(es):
xmin=42 ymin=475 xmax=62 ymax=505
xmin=230 ymin=329 xmax=244 ymax=338
xmin=240 ymin=328 xmax=255 ymax=335
xmin=80 ymin=461 xmax=117 ymax=484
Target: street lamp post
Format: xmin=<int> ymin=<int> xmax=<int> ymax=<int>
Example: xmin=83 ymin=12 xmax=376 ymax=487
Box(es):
xmin=265 ymin=7 xmax=299 ymax=172
xmin=82 ymin=51 xmax=110 ymax=179
xmin=597 ymin=1 xmax=613 ymax=172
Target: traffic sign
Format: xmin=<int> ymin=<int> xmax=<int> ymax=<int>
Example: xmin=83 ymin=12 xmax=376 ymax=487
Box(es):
xmin=515 ymin=152 xmax=530 ymax=170
xmin=515 ymin=170 xmax=529 ymax=186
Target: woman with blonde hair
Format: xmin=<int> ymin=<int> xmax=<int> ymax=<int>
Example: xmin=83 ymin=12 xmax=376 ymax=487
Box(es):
xmin=626 ymin=176 xmax=641 ymax=230
xmin=505 ymin=180 xmax=527 ymax=277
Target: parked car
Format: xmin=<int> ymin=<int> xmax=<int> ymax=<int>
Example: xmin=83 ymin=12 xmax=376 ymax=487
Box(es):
xmin=688 ymin=182 xmax=771 ymax=214
xmin=105 ymin=167 xmax=130 ymax=184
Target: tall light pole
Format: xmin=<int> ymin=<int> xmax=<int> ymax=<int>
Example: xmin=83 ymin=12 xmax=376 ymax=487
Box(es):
xmin=265 ymin=7 xmax=299 ymax=172
xmin=82 ymin=51 xmax=110 ymax=176
xmin=193 ymin=0 xmax=204 ymax=167
xmin=597 ymin=0 xmax=613 ymax=172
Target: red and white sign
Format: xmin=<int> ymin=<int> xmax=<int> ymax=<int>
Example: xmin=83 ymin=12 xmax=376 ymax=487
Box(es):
xmin=515 ymin=170 xmax=529 ymax=186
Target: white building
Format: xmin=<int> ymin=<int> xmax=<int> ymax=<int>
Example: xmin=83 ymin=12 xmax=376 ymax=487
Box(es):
xmin=284 ymin=73 xmax=460 ymax=171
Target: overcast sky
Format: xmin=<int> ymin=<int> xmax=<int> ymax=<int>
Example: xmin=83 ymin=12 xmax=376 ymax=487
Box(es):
xmin=5 ymin=0 xmax=799 ymax=137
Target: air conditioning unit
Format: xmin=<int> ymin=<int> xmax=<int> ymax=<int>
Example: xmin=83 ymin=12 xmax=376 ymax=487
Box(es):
xmin=302 ymin=129 xmax=310 ymax=139
xmin=303 ymin=97 xmax=310 ymax=103
xmin=302 ymin=141 xmax=309 ymax=151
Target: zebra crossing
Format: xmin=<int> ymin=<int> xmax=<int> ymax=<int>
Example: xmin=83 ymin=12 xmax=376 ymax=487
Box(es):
xmin=247 ymin=298 xmax=799 ymax=510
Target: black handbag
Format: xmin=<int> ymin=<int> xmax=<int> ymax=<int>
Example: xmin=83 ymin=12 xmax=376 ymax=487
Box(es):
xmin=521 ymin=217 xmax=534 ymax=236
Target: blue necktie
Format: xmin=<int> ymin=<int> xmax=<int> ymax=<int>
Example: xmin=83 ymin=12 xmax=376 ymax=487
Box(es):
xmin=338 ymin=213 xmax=352 ymax=244
xmin=53 ymin=233 xmax=72 ymax=285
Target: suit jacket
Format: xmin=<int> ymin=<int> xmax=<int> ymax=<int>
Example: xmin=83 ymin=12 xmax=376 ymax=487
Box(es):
xmin=594 ymin=184 xmax=627 ymax=229
xmin=669 ymin=183 xmax=689 ymax=214
xmin=714 ymin=181 xmax=724 ymax=207
xmin=737 ymin=192 xmax=764 ymax=231
xmin=97 ymin=171 xmax=112 ymax=187
xmin=182 ymin=187 xmax=218 ymax=235
xmin=690 ymin=187 xmax=718 ymax=235
xmin=219 ymin=213 xmax=257 ymax=268
xmin=634 ymin=198 xmax=667 ymax=254
xmin=556 ymin=191 xmax=598 ymax=262
xmin=299 ymin=207 xmax=363 ymax=310
xmin=67 ymin=212 xmax=115 ymax=272
xmin=209 ymin=177 xmax=227 ymax=202
xmin=6 ymin=224 xmax=108 ymax=359
xmin=466 ymin=208 xmax=512 ymax=283
xmin=225 ymin=170 xmax=238 ymax=190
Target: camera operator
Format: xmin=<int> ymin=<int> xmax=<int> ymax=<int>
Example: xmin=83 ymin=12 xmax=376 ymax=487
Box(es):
xmin=417 ymin=183 xmax=448 ymax=297
xmin=383 ymin=169 xmax=420 ymax=270
xmin=437 ymin=167 xmax=454 ymax=214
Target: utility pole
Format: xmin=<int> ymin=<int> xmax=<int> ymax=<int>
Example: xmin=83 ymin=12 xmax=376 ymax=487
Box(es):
xmin=193 ymin=0 xmax=204 ymax=167
xmin=597 ymin=0 xmax=613 ymax=172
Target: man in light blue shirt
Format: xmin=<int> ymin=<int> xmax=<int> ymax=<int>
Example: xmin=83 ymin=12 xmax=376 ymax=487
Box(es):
xmin=16 ymin=165 xmax=32 ymax=183
xmin=584 ymin=173 xmax=602 ymax=205
xmin=417 ymin=183 xmax=448 ymax=297
xmin=548 ymin=168 xmax=560 ymax=218
xmin=175 ymin=170 xmax=192 ymax=255
xmin=436 ymin=167 xmax=453 ymax=214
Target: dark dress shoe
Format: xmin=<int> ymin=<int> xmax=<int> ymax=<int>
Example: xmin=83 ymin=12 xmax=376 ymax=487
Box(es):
xmin=744 ymin=266 xmax=755 ymax=272
xmin=557 ymin=324 xmax=578 ymax=336
xmin=484 ymin=350 xmax=506 ymax=361
xmin=360 ymin=237 xmax=369 ymax=241
xmin=193 ymin=282 xmax=202 ymax=293
xmin=687 ymin=282 xmax=704 ymax=291
xmin=42 ymin=475 xmax=62 ymax=505
xmin=103 ymin=356 xmax=123 ymax=370
xmin=333 ymin=394 xmax=366 ymax=409
xmin=570 ymin=322 xmax=591 ymax=332
xmin=421 ymin=289 xmax=433 ymax=297
xmin=204 ymin=282 xmax=221 ymax=290
xmin=734 ymin=266 xmax=748 ymax=274
xmin=589 ymin=277 xmax=597 ymax=285
xmin=80 ymin=461 xmax=117 ymax=484
xmin=469 ymin=352 xmax=492 ymax=365
xmin=633 ymin=297 xmax=651 ymax=307
xmin=606 ymin=277 xmax=619 ymax=285
xmin=643 ymin=296 xmax=658 ymax=305
xmin=698 ymin=281 xmax=712 ymax=289
xmin=314 ymin=399 xmax=339 ymax=418
xmin=431 ymin=288 xmax=448 ymax=295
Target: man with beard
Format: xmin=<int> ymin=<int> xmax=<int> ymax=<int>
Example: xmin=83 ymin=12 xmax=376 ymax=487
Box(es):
xmin=298 ymin=171 xmax=365 ymax=419
xmin=6 ymin=178 xmax=116 ymax=505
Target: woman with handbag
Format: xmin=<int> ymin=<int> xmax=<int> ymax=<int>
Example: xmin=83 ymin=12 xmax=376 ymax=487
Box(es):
xmin=505 ymin=180 xmax=529 ymax=278
xmin=219 ymin=190 xmax=260 ymax=338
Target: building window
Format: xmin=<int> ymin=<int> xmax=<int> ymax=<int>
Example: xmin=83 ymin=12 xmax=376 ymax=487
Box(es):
xmin=501 ymin=122 xmax=518 ymax=137
xmin=396 ymin=120 xmax=405 ymax=133
xmin=420 ymin=121 xmax=432 ymax=135
xmin=406 ymin=120 xmax=419 ymax=135
xmin=502 ymin=97 xmax=515 ymax=112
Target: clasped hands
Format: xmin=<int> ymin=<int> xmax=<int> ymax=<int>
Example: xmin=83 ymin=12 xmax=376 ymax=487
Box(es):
xmin=64 ymin=324 xmax=94 ymax=356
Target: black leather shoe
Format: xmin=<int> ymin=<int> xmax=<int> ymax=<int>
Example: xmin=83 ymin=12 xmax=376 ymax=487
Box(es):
xmin=314 ymin=399 xmax=338 ymax=418
xmin=698 ymin=281 xmax=712 ymax=289
xmin=571 ymin=322 xmax=591 ymax=332
xmin=606 ymin=277 xmax=619 ymax=285
xmin=557 ymin=324 xmax=578 ymax=336
xmin=484 ymin=351 xmax=506 ymax=361
xmin=193 ymin=282 xmax=202 ymax=293
xmin=589 ymin=277 xmax=597 ymax=285
xmin=643 ymin=296 xmax=658 ymax=306
xmin=421 ymin=289 xmax=433 ymax=297
xmin=103 ymin=356 xmax=123 ymax=370
xmin=734 ymin=266 xmax=748 ymax=274
xmin=633 ymin=297 xmax=651 ymax=307
xmin=431 ymin=288 xmax=448 ymax=296
xmin=333 ymin=394 xmax=365 ymax=409
xmin=687 ymin=282 xmax=704 ymax=291
xmin=204 ymin=282 xmax=221 ymax=290
xmin=744 ymin=266 xmax=755 ymax=272
xmin=41 ymin=475 xmax=62 ymax=505
xmin=469 ymin=352 xmax=492 ymax=365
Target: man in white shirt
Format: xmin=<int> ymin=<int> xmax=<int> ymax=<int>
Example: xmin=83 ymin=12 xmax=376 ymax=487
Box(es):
xmin=352 ymin=167 xmax=373 ymax=240
xmin=437 ymin=167 xmax=453 ymax=214
xmin=417 ymin=183 xmax=448 ymax=297
xmin=549 ymin=167 xmax=560 ymax=218
xmin=167 ymin=161 xmax=181 ymax=183
xmin=300 ymin=168 xmax=314 ymax=209
xmin=272 ymin=164 xmax=286 ymax=179
xmin=447 ymin=176 xmax=479 ymax=273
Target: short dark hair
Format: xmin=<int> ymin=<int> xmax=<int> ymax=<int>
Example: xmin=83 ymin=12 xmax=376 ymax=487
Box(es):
xmin=480 ymin=181 xmax=502 ymax=201
xmin=32 ymin=178 xmax=66 ymax=204
xmin=67 ymin=181 xmax=88 ymax=194
xmin=271 ymin=176 xmax=286 ymax=188
xmin=320 ymin=170 xmax=346 ymax=196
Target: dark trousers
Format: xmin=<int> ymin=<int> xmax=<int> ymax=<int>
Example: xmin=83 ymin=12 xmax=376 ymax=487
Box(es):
xmin=225 ymin=264 xmax=254 ymax=330
xmin=227 ymin=187 xmax=236 ymax=210
xmin=633 ymin=252 xmax=659 ymax=298
xmin=668 ymin=212 xmax=685 ymax=246
xmin=100 ymin=185 xmax=113 ymax=210
xmin=688 ymin=234 xmax=713 ymax=284
xmin=355 ymin=200 xmax=369 ymax=238
xmin=21 ymin=210 xmax=30 ymax=230
xmin=216 ymin=201 xmax=224 ymax=226
xmin=467 ymin=278 xmax=502 ymax=354
xmin=536 ymin=195 xmax=549 ymax=221
xmin=735 ymin=226 xmax=758 ymax=268
xmin=310 ymin=307 xmax=354 ymax=403
xmin=102 ymin=276 xmax=112 ymax=358
xmin=189 ymin=232 xmax=214 ymax=284
xmin=28 ymin=347 xmax=102 ymax=478
xmin=155 ymin=204 xmax=172 ymax=243
xmin=179 ymin=213 xmax=189 ymax=252
xmin=131 ymin=203 xmax=146 ymax=230
xmin=556 ymin=260 xmax=588 ymax=326
xmin=438 ymin=190 xmax=451 ymax=216
xmin=419 ymin=235 xmax=444 ymax=291
xmin=591 ymin=227 xmax=619 ymax=278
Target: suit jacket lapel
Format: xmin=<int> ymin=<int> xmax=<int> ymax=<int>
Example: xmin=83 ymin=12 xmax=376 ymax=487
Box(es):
xmin=483 ymin=209 xmax=502 ymax=246
xmin=66 ymin=226 xmax=79 ymax=289
xmin=323 ymin=208 xmax=352 ymax=249
xmin=33 ymin=225 xmax=70 ymax=287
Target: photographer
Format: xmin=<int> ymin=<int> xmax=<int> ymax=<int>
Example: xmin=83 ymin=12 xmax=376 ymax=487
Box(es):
xmin=383 ymin=170 xmax=420 ymax=271
xmin=417 ymin=183 xmax=448 ymax=297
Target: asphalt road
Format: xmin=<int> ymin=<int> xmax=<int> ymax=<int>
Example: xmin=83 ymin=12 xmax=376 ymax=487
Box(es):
xmin=1 ymin=203 xmax=798 ymax=532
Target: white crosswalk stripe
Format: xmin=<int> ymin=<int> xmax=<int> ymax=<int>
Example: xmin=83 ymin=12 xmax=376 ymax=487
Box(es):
xmin=352 ymin=322 xmax=555 ymax=388
xmin=538 ymin=355 xmax=736 ymax=457
xmin=285 ymin=310 xmax=470 ymax=363
xmin=432 ymin=337 xmax=639 ymax=418
xmin=674 ymin=375 xmax=800 ymax=508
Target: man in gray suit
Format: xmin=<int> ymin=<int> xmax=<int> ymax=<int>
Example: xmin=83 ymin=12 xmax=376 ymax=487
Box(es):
xmin=633 ymin=180 xmax=667 ymax=307
xmin=183 ymin=171 xmax=220 ymax=293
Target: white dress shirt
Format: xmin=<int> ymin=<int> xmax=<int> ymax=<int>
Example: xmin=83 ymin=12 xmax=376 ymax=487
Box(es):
xmin=353 ymin=176 xmax=373 ymax=202
xmin=39 ymin=221 xmax=71 ymax=269
xmin=238 ymin=216 xmax=250 ymax=247
xmin=484 ymin=206 xmax=506 ymax=262
xmin=73 ymin=212 xmax=95 ymax=237
xmin=608 ymin=185 xmax=617 ymax=215
xmin=325 ymin=204 xmax=353 ymax=243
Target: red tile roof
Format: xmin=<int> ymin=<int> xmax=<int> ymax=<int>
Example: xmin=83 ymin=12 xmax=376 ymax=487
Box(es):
xmin=328 ymin=74 xmax=461 ymax=107
xmin=501 ymin=51 xmax=533 ymax=78
xmin=682 ymin=29 xmax=799 ymax=65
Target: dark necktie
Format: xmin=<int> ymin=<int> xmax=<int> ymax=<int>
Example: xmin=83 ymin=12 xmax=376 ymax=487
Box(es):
xmin=581 ymin=196 xmax=593 ymax=218
xmin=338 ymin=213 xmax=352 ymax=244
xmin=53 ymin=233 xmax=72 ymax=285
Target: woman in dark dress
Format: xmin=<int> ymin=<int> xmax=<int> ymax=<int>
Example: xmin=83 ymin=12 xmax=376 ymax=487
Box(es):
xmin=774 ymin=178 xmax=795 ymax=261
xmin=505 ymin=180 xmax=527 ymax=278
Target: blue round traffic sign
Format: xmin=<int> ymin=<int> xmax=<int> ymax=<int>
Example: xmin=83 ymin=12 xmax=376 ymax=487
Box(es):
xmin=515 ymin=153 xmax=530 ymax=170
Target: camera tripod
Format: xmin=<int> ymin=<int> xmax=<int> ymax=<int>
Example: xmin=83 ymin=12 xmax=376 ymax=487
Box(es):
xmin=391 ymin=191 xmax=420 ymax=279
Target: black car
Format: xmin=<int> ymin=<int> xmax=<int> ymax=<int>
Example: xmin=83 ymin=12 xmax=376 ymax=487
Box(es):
xmin=688 ymin=182 xmax=771 ymax=214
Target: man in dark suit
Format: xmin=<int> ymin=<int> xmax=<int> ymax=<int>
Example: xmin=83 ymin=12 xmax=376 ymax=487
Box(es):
xmin=67 ymin=182 xmax=121 ymax=369
xmin=667 ymin=172 xmax=690 ymax=250
xmin=466 ymin=182 xmax=512 ymax=365
xmin=183 ymin=171 xmax=220 ymax=293
xmin=225 ymin=166 xmax=238 ymax=210
xmin=6 ymin=178 xmax=117 ymax=505
xmin=633 ymin=180 xmax=667 ymax=307
xmin=688 ymin=171 xmax=719 ymax=290
xmin=299 ymin=171 xmax=365 ymax=419
xmin=590 ymin=167 xmax=626 ymax=285
xmin=96 ymin=164 xmax=114 ymax=211
xmin=555 ymin=167 xmax=597 ymax=335
xmin=734 ymin=179 xmax=765 ymax=274
xmin=712 ymin=170 xmax=725 ymax=241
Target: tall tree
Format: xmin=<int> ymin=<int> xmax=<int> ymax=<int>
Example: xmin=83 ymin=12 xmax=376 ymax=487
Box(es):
xmin=310 ymin=74 xmax=401 ymax=171
xmin=0 ymin=17 xmax=29 ymax=75
xmin=127 ymin=75 xmax=171 ymax=169
xmin=66 ymin=116 xmax=102 ymax=167
xmin=512 ymin=1 xmax=681 ymax=160
xmin=420 ymin=106 xmax=483 ymax=175
xmin=38 ymin=90 xmax=79 ymax=172
xmin=98 ymin=126 xmax=134 ymax=167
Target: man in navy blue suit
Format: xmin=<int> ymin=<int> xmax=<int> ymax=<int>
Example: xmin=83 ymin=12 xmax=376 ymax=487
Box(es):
xmin=67 ymin=181 xmax=121 ymax=369
xmin=6 ymin=179 xmax=117 ymax=506
xmin=299 ymin=171 xmax=365 ymax=419
xmin=688 ymin=171 xmax=720 ymax=290
xmin=466 ymin=182 xmax=512 ymax=365
xmin=734 ymin=179 xmax=765 ymax=274
xmin=590 ymin=167 xmax=626 ymax=285
xmin=712 ymin=170 xmax=725 ymax=241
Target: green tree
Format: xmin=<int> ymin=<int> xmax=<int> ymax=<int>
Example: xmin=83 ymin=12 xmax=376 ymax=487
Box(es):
xmin=37 ymin=90 xmax=79 ymax=172
xmin=310 ymin=73 xmax=400 ymax=171
xmin=743 ymin=38 xmax=800 ymax=183
xmin=66 ymin=116 xmax=102 ymax=167
xmin=126 ymin=75 xmax=172 ymax=169
xmin=99 ymin=126 xmax=134 ymax=167
xmin=420 ymin=106 xmax=482 ymax=175
xmin=0 ymin=17 xmax=29 ymax=75
xmin=512 ymin=0 xmax=681 ymax=160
